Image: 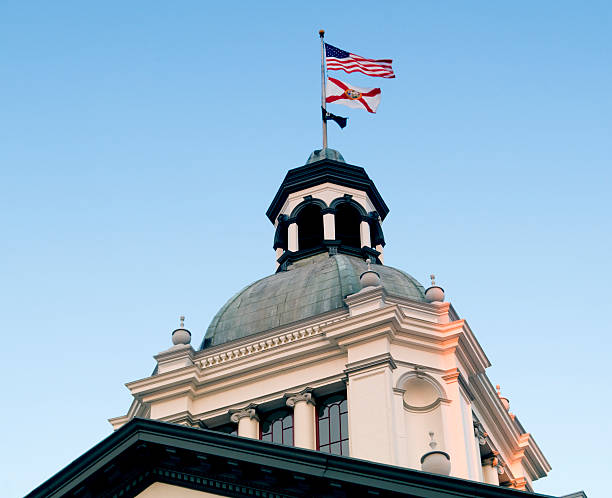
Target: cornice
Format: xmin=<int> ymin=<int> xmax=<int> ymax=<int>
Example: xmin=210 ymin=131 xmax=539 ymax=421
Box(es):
xmin=344 ymin=284 xmax=385 ymax=307
xmin=154 ymin=344 xmax=195 ymax=362
xmin=266 ymin=158 xmax=389 ymax=223
xmin=197 ymin=315 xmax=345 ymax=370
xmin=469 ymin=374 xmax=550 ymax=481
xmin=194 ymin=374 xmax=347 ymax=424
xmin=344 ymin=353 xmax=397 ymax=377
xmin=470 ymin=375 xmax=521 ymax=454
xmin=29 ymin=417 xmax=558 ymax=498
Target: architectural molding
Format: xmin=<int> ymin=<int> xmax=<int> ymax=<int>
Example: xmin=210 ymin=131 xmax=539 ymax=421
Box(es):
xmin=266 ymin=159 xmax=389 ymax=223
xmin=30 ymin=418 xmax=555 ymax=498
xmin=196 ymin=315 xmax=344 ymax=370
xmin=229 ymin=404 xmax=259 ymax=423
xmin=442 ymin=368 xmax=461 ymax=384
xmin=289 ymin=196 xmax=329 ymax=218
xmin=344 ymin=353 xmax=397 ymax=376
xmin=285 ymin=389 xmax=315 ymax=407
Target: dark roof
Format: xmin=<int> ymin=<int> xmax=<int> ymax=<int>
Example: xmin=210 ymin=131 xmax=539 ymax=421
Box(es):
xmin=27 ymin=417 xmax=557 ymax=498
xmin=201 ymin=254 xmax=426 ymax=349
xmin=266 ymin=155 xmax=390 ymax=223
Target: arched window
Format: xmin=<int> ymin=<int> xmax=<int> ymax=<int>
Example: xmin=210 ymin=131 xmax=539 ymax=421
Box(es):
xmin=260 ymin=409 xmax=294 ymax=446
xmin=317 ymin=394 xmax=349 ymax=455
xmin=334 ymin=203 xmax=361 ymax=249
xmin=297 ymin=204 xmax=324 ymax=250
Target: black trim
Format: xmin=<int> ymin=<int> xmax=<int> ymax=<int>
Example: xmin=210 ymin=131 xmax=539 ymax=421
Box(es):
xmin=421 ymin=450 xmax=451 ymax=464
xmin=369 ymin=214 xmax=386 ymax=247
xmin=289 ymin=197 xmax=328 ymax=219
xmin=329 ymin=196 xmax=367 ymax=216
xmin=276 ymin=244 xmax=382 ymax=272
xmin=171 ymin=328 xmax=191 ymax=337
xmin=266 ymin=158 xmax=390 ymax=223
xmin=273 ymin=216 xmax=289 ymax=250
xmin=27 ymin=418 xmax=555 ymax=498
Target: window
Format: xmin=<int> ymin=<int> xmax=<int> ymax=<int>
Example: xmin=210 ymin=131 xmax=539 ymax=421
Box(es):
xmin=296 ymin=204 xmax=324 ymax=250
xmin=334 ymin=203 xmax=361 ymax=249
xmin=260 ymin=409 xmax=294 ymax=446
xmin=317 ymin=394 xmax=349 ymax=455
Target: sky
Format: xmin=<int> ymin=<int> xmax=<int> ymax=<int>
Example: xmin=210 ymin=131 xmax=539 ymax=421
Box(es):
xmin=1 ymin=1 xmax=610 ymax=497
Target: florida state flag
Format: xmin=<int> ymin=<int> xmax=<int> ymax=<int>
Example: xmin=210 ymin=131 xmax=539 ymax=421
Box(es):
xmin=325 ymin=77 xmax=381 ymax=114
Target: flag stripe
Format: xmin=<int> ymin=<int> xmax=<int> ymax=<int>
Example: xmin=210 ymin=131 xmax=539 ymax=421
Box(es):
xmin=327 ymin=65 xmax=393 ymax=73
xmin=327 ymin=61 xmax=393 ymax=71
xmin=327 ymin=58 xmax=393 ymax=67
xmin=325 ymin=43 xmax=395 ymax=79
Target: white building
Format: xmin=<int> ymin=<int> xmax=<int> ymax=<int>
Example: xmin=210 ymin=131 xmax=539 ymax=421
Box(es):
xmin=30 ymin=149 xmax=573 ymax=498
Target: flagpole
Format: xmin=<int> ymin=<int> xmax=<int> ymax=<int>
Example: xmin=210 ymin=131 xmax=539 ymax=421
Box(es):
xmin=319 ymin=29 xmax=328 ymax=150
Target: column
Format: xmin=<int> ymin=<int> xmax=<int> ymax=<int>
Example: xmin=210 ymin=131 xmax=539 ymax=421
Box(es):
xmin=286 ymin=391 xmax=316 ymax=449
xmin=360 ymin=220 xmax=371 ymax=248
xmin=230 ymin=407 xmax=259 ymax=439
xmin=288 ymin=222 xmax=298 ymax=252
xmin=376 ymin=244 xmax=384 ymax=263
xmin=482 ymin=458 xmax=500 ymax=485
xmin=323 ymin=211 xmax=335 ymax=240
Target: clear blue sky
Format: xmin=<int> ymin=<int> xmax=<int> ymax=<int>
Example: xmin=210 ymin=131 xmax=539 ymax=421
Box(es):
xmin=1 ymin=2 xmax=610 ymax=497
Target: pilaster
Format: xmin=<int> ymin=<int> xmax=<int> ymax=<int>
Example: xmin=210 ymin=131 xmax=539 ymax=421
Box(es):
xmin=440 ymin=369 xmax=470 ymax=479
xmin=345 ymin=353 xmax=397 ymax=465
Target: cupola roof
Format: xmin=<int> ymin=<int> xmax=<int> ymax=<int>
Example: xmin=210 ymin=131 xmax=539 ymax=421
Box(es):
xmin=266 ymin=149 xmax=389 ymax=223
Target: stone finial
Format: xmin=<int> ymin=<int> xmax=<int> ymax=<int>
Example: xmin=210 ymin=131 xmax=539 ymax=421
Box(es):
xmin=360 ymin=258 xmax=381 ymax=288
xmin=421 ymin=431 xmax=451 ymax=475
xmin=424 ymin=274 xmax=445 ymax=303
xmin=428 ymin=431 xmax=437 ymax=450
xmin=172 ymin=315 xmax=191 ymax=346
xmin=496 ymin=384 xmax=510 ymax=411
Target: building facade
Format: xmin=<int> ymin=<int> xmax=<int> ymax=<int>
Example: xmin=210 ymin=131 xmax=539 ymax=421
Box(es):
xmin=31 ymin=149 xmax=562 ymax=497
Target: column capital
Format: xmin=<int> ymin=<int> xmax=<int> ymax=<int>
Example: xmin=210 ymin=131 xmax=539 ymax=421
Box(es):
xmin=229 ymin=404 xmax=259 ymax=423
xmin=285 ymin=389 xmax=315 ymax=408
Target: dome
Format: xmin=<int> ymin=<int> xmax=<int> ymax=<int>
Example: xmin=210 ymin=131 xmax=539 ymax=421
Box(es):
xmin=306 ymin=148 xmax=345 ymax=164
xmin=201 ymin=254 xmax=426 ymax=349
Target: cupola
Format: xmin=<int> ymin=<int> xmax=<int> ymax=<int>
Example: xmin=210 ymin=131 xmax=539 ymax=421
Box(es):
xmin=267 ymin=149 xmax=389 ymax=271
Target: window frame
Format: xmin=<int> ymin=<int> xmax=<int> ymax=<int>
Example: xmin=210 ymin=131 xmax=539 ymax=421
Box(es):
xmin=316 ymin=393 xmax=349 ymax=456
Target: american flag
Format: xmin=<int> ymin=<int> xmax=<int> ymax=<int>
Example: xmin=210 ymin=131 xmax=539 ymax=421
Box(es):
xmin=325 ymin=43 xmax=395 ymax=79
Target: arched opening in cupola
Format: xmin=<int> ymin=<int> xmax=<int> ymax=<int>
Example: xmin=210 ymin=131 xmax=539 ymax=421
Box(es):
xmin=297 ymin=204 xmax=324 ymax=250
xmin=335 ymin=203 xmax=362 ymax=249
